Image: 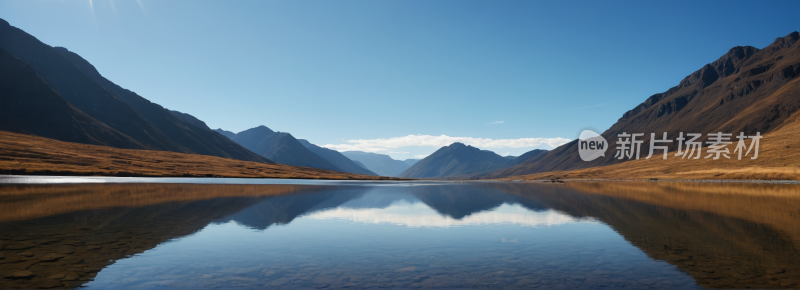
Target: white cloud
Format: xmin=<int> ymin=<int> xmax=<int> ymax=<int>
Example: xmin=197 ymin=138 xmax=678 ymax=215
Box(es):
xmin=486 ymin=121 xmax=505 ymax=125
xmin=306 ymin=202 xmax=582 ymax=228
xmin=413 ymin=154 xmax=429 ymax=159
xmin=320 ymin=134 xmax=570 ymax=153
xmin=388 ymin=151 xmax=410 ymax=154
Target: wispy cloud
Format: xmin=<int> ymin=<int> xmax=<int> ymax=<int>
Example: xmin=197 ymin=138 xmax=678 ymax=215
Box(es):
xmin=136 ymin=0 xmax=148 ymax=15
xmin=321 ymin=135 xmax=570 ymax=153
xmin=413 ymin=154 xmax=429 ymax=159
xmin=486 ymin=121 xmax=505 ymax=125
xmin=109 ymin=0 xmax=119 ymax=15
xmin=388 ymin=151 xmax=410 ymax=154
xmin=573 ymin=104 xmax=606 ymax=109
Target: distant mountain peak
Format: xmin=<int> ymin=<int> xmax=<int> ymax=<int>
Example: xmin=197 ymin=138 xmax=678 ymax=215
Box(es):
xmin=240 ymin=125 xmax=275 ymax=135
xmin=400 ymin=143 xmax=508 ymax=179
xmin=341 ymin=151 xmax=410 ymax=177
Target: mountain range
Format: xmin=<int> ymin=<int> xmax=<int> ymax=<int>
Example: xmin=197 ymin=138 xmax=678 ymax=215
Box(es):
xmin=215 ymin=126 xmax=376 ymax=176
xmin=484 ymin=31 xmax=800 ymax=179
xmin=0 ymin=18 xmax=269 ymax=163
xmin=400 ymin=143 xmax=547 ymax=179
xmin=2 ymin=14 xmax=799 ymax=181
xmin=341 ymin=151 xmax=416 ymax=177
xmin=400 ymin=32 xmax=799 ymax=180
xmin=1 ymin=15 xmax=383 ymax=178
xmin=296 ymin=139 xmax=377 ymax=176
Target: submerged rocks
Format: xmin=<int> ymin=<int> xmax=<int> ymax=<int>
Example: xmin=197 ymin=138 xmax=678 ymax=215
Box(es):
xmin=38 ymin=253 xmax=65 ymax=262
xmin=11 ymin=271 xmax=34 ymax=278
xmin=45 ymin=273 xmax=64 ymax=280
xmin=16 ymin=252 xmax=34 ymax=258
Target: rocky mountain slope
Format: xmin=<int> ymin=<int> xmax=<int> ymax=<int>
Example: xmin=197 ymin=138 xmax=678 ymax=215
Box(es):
xmin=488 ymin=31 xmax=800 ymax=178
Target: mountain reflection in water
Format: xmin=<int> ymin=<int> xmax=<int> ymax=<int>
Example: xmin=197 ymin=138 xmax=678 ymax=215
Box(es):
xmin=0 ymin=180 xmax=798 ymax=289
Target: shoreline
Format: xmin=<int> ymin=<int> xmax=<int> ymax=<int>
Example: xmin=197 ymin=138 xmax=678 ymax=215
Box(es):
xmin=0 ymin=131 xmax=407 ymax=181
xmin=508 ymin=178 xmax=800 ymax=185
xmin=0 ymin=170 xmax=408 ymax=181
xmin=3 ymin=173 xmax=800 ymax=185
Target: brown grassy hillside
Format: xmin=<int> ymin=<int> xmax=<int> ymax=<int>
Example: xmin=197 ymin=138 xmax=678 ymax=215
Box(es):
xmin=489 ymin=32 xmax=800 ymax=179
xmin=0 ymin=131 xmax=402 ymax=180
xmin=501 ymin=104 xmax=800 ymax=181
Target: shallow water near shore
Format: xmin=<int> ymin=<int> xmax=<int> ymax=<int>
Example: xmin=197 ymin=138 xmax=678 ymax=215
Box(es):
xmin=1 ymin=177 xmax=799 ymax=289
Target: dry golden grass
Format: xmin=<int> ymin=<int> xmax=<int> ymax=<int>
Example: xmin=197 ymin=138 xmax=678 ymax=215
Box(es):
xmin=502 ymin=109 xmax=800 ymax=181
xmin=0 ymin=130 xmax=404 ymax=180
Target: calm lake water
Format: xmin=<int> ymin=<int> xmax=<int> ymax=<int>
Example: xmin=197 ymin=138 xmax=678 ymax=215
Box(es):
xmin=1 ymin=176 xmax=799 ymax=289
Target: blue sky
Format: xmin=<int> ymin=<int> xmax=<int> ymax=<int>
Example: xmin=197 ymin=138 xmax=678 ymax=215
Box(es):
xmin=2 ymin=0 xmax=798 ymax=160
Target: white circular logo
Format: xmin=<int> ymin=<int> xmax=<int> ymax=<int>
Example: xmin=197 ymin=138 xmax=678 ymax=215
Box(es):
xmin=578 ymin=129 xmax=607 ymax=161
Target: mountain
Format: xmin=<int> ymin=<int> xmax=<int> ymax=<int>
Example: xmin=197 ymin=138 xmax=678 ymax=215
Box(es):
xmin=0 ymin=18 xmax=269 ymax=163
xmin=296 ymin=139 xmax=377 ymax=176
xmin=341 ymin=151 xmax=411 ymax=177
xmin=353 ymin=160 xmax=369 ymax=170
xmin=214 ymin=129 xmax=237 ymax=139
xmin=487 ymin=31 xmax=800 ymax=178
xmin=169 ymin=110 xmax=211 ymax=130
xmin=400 ymin=142 xmax=510 ymax=178
xmin=0 ymin=47 xmax=144 ymax=149
xmin=500 ymin=149 xmax=548 ymax=168
xmin=404 ymin=159 xmax=421 ymax=167
xmin=218 ymin=126 xmax=346 ymax=172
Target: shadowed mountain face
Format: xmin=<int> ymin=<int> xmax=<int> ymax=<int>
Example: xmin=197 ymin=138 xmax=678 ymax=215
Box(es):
xmin=0 ymin=48 xmax=143 ymax=149
xmin=488 ymin=31 xmax=800 ymax=178
xmin=213 ymin=129 xmax=237 ymax=140
xmin=341 ymin=151 xmax=411 ymax=177
xmin=400 ymin=143 xmax=510 ymax=178
xmin=403 ymin=159 xmax=420 ymax=167
xmin=219 ymin=126 xmax=344 ymax=172
xmin=296 ymin=139 xmax=377 ymax=176
xmin=0 ymin=18 xmax=268 ymax=163
xmin=51 ymin=47 xmax=268 ymax=163
xmin=169 ymin=110 xmax=211 ymax=131
xmin=352 ymin=160 xmax=369 ymax=170
xmin=501 ymin=149 xmax=547 ymax=168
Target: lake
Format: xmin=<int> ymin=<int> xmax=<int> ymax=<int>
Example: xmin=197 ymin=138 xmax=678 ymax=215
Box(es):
xmin=1 ymin=176 xmax=799 ymax=289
